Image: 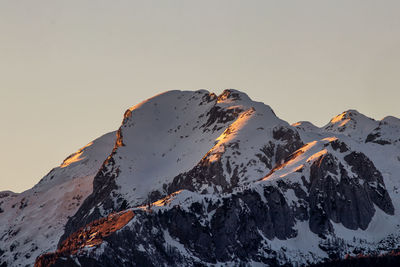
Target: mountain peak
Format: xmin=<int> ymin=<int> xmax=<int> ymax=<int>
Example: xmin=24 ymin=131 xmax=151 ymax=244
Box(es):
xmin=323 ymin=109 xmax=378 ymax=141
xmin=85 ymin=89 xmax=285 ymax=207
xmin=217 ymin=89 xmax=250 ymax=103
xmin=292 ymin=121 xmax=320 ymax=132
xmin=328 ymin=109 xmax=365 ymax=124
xmin=381 ymin=115 xmax=400 ymax=126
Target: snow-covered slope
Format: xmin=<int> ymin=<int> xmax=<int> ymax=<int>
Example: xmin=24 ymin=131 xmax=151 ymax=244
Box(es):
xmin=0 ymin=132 xmax=115 ymax=266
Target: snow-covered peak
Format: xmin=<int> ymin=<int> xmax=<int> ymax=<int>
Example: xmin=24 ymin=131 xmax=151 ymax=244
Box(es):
xmin=381 ymin=115 xmax=400 ymax=127
xmin=364 ymin=115 xmax=400 ymax=147
xmin=100 ymin=89 xmax=286 ymax=206
xmin=292 ymin=121 xmax=320 ymax=133
xmin=217 ymin=89 xmax=278 ymax=118
xmin=323 ymin=110 xmax=378 ymax=142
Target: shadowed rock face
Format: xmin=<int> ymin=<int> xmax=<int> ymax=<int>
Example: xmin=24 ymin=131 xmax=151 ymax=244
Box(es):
xmin=365 ymin=130 xmax=392 ymax=145
xmin=273 ymin=126 xmax=304 ymax=164
xmin=365 ymin=121 xmax=400 ymax=146
xmin=167 ymin=159 xmax=233 ymax=195
xmin=309 ymin=154 xmax=372 ymax=235
xmin=344 ymin=152 xmax=394 ymax=215
xmin=200 ymin=105 xmax=244 ymax=132
xmin=307 ymin=151 xmax=394 ymax=236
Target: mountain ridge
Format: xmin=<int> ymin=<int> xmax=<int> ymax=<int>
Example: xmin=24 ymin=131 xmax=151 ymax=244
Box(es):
xmin=1 ymin=89 xmax=399 ymax=267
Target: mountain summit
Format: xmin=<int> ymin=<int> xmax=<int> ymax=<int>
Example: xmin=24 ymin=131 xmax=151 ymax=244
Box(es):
xmin=1 ymin=89 xmax=399 ymax=267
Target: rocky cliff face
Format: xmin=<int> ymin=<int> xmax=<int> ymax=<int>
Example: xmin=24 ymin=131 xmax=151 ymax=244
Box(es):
xmin=1 ymin=89 xmax=400 ymax=267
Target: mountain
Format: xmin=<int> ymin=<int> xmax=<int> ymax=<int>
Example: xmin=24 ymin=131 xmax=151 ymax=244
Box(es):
xmin=1 ymin=89 xmax=399 ymax=267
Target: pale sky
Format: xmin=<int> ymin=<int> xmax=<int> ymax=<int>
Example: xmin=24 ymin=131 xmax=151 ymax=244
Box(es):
xmin=1 ymin=0 xmax=399 ymax=192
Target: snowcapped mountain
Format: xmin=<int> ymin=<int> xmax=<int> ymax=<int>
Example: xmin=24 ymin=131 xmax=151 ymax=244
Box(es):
xmin=322 ymin=110 xmax=378 ymax=141
xmin=1 ymin=89 xmax=399 ymax=266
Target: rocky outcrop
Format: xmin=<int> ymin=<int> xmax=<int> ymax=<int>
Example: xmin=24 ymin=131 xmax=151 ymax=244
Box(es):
xmin=306 ymin=147 xmax=394 ymax=236
xmin=272 ymin=126 xmax=304 ymax=164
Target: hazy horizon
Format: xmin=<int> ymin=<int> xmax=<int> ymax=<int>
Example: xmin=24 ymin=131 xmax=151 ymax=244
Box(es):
xmin=1 ymin=0 xmax=399 ymax=192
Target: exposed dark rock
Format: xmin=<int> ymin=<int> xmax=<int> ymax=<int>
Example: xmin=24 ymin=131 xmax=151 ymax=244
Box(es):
xmin=199 ymin=92 xmax=217 ymax=105
xmin=329 ymin=140 xmax=349 ymax=153
xmin=200 ymin=106 xmax=243 ymax=132
xmin=217 ymin=89 xmax=242 ymax=102
xmin=365 ymin=131 xmax=392 ymax=145
xmin=272 ymin=126 xmax=304 ymax=164
xmin=167 ymin=157 xmax=232 ymax=194
xmin=255 ymin=142 xmax=275 ymax=169
xmin=344 ymin=152 xmax=394 ymax=215
xmin=307 ymin=151 xmax=394 ymax=236
xmin=365 ymin=131 xmax=381 ymax=143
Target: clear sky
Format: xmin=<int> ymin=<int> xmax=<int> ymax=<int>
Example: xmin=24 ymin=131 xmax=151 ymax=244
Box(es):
xmin=1 ymin=0 xmax=399 ymax=193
